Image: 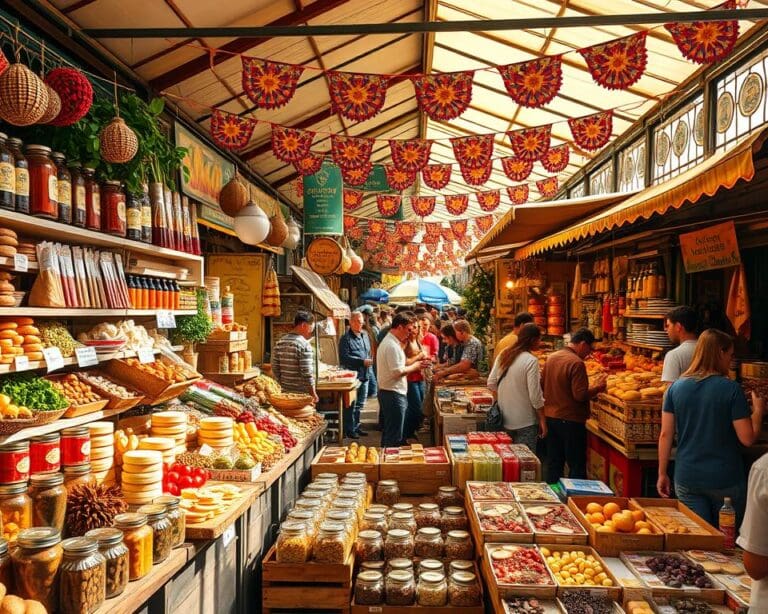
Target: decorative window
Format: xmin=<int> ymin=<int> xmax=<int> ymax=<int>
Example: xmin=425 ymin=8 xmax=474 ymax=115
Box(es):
xmin=589 ymin=161 xmax=613 ymax=195
xmin=617 ymin=138 xmax=646 ymax=192
xmin=652 ymin=95 xmax=704 ymax=185
xmin=568 ymin=181 xmax=586 ymax=199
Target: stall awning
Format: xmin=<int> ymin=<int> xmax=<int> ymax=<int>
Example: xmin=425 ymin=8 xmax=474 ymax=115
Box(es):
xmin=515 ymin=128 xmax=768 ymax=259
xmin=290 ymin=266 xmax=351 ymax=319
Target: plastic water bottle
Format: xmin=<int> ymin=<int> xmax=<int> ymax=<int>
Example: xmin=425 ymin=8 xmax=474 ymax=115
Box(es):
xmin=719 ymin=497 xmax=736 ymax=550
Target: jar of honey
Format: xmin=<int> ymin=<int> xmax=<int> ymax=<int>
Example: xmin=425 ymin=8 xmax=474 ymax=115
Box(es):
xmin=25 ymin=145 xmax=58 ymax=219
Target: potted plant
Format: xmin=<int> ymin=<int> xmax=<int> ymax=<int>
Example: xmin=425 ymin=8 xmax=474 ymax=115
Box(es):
xmin=173 ymin=290 xmax=213 ymax=369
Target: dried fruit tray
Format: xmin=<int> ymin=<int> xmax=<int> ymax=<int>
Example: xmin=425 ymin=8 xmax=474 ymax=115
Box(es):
xmin=466 ymin=481 xmax=515 ymax=501
xmin=483 ymin=543 xmax=556 ymax=599
xmin=522 ymin=504 xmax=588 ymax=545
xmin=509 ymin=483 xmax=559 ymax=503
xmin=469 ymin=500 xmax=534 ymax=554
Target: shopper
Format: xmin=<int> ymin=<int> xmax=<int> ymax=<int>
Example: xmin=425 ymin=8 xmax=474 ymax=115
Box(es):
xmin=364 ymin=312 xmax=380 ymax=399
xmin=662 ymin=306 xmax=698 ymax=383
xmin=433 ymin=319 xmax=482 ymax=383
xmin=403 ymin=325 xmax=427 ymax=441
xmin=438 ymin=323 xmax=461 ymax=366
xmin=339 ymin=311 xmax=372 ymax=439
xmin=418 ymin=313 xmax=440 ymax=362
xmin=487 ymin=323 xmax=546 ymax=452
xmin=542 ymin=328 xmax=607 ymax=483
xmin=272 ymin=310 xmax=319 ymax=402
xmin=737 ymin=452 xmax=768 ymax=610
xmin=493 ymin=312 xmax=535 ymax=364
xmin=657 ymin=329 xmax=764 ymax=526
xmin=377 ymin=313 xmax=430 ymax=446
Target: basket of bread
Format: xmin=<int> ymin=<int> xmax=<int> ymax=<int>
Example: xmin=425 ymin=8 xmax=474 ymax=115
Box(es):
xmin=268 ymin=391 xmax=315 ymax=411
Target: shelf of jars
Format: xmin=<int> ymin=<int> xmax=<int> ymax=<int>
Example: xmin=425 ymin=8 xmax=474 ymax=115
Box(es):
xmin=0 ymin=307 xmax=196 ymax=317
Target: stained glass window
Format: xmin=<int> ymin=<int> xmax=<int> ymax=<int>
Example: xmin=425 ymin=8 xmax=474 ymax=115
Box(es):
xmin=652 ymin=95 xmax=704 ymax=185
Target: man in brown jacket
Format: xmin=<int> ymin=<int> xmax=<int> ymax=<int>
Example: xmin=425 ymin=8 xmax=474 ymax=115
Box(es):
xmin=542 ymin=328 xmax=607 ymax=483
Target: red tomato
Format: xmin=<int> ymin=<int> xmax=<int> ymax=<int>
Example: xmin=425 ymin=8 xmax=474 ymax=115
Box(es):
xmin=167 ymin=483 xmax=180 ymax=496
xmin=171 ymin=463 xmax=184 ymax=473
xmin=178 ymin=465 xmax=192 ymax=477
xmin=167 ymin=471 xmax=180 ymax=484
xmin=192 ymin=475 xmax=204 ymax=488
xmin=178 ymin=475 xmax=194 ymax=489
xmin=193 ymin=467 xmax=207 ymax=479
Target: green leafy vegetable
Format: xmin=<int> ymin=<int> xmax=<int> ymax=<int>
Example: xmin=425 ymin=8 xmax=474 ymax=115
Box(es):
xmin=0 ymin=375 xmax=69 ymax=412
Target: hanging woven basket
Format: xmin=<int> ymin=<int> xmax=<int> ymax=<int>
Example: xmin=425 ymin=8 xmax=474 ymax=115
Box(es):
xmin=265 ymin=213 xmax=288 ymax=246
xmin=0 ymin=64 xmax=49 ymax=126
xmin=39 ymin=85 xmax=62 ymax=124
xmin=219 ymin=175 xmax=248 ymax=217
xmin=100 ymin=116 xmax=139 ymax=163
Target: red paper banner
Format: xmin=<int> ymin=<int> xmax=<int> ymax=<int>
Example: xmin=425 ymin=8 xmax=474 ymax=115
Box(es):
xmin=460 ymin=162 xmax=492 ymax=186
xmin=501 ymin=156 xmax=534 ymax=181
xmin=451 ymin=134 xmax=494 ymax=169
xmin=497 ymin=56 xmax=563 ymax=108
xmin=450 ymin=219 xmax=468 ymax=238
xmin=664 ymin=4 xmax=738 ymax=64
xmin=328 ymin=71 xmax=389 ymax=121
xmin=580 ymin=32 xmax=648 ymax=91
xmin=508 ymin=125 xmax=551 ymax=161
xmin=421 ymin=164 xmax=452 ymax=189
xmin=507 ymin=184 xmax=530 ymax=205
xmin=396 ymin=222 xmax=418 ymax=242
xmin=377 ymin=194 xmax=402 ymax=217
xmin=445 ymin=194 xmax=469 ymax=216
xmin=477 ymin=190 xmax=501 ymax=212
xmin=540 ymin=144 xmax=570 ymax=173
xmin=343 ymin=189 xmax=364 ymax=212
xmin=410 ymin=196 xmax=436 ymax=217
xmin=569 ymin=110 xmax=613 ymax=151
xmin=384 ymin=165 xmax=416 ymax=191
xmin=292 ymin=152 xmax=324 ymax=176
xmin=210 ymin=110 xmax=255 ymax=151
xmin=411 ymin=71 xmax=474 ymax=121
xmin=475 ymin=215 xmax=495 ymax=234
xmin=242 ymin=58 xmax=304 ymax=109
xmin=331 ymin=135 xmax=374 ymax=170
xmin=271 ymin=125 xmax=314 ymax=162
xmin=390 ymin=139 xmax=432 ymax=172
xmin=537 ymin=176 xmax=559 ymax=198
xmin=341 ymin=163 xmax=373 ymax=186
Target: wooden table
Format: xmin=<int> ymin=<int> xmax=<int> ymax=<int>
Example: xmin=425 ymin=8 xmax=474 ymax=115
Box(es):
xmin=184 ymin=481 xmax=264 ymax=540
xmin=317 ymin=379 xmax=360 ymax=443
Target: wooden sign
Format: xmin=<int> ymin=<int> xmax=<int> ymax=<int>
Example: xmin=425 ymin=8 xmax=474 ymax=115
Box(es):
xmin=305 ymin=237 xmax=343 ymax=275
xmin=680 ymin=221 xmax=741 ymax=273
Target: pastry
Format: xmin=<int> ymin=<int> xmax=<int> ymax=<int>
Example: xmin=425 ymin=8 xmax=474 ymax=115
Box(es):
xmin=0 ymin=245 xmax=16 ymax=258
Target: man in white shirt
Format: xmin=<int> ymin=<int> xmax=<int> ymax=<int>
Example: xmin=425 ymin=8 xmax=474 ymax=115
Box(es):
xmin=738 ymin=449 xmax=768 ymax=611
xmin=661 ymin=306 xmax=698 ymax=383
xmin=377 ymin=312 xmax=430 ymax=446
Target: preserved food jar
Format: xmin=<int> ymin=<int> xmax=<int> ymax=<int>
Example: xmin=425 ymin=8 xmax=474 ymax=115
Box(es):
xmin=448 ymin=571 xmax=481 ymax=606
xmin=360 ymin=560 xmax=385 ymax=573
xmin=355 ymin=570 xmax=384 ymax=605
xmin=386 ymin=569 xmax=415 ymax=606
xmin=415 ymin=527 xmax=444 ymax=559
xmin=114 ymin=513 xmax=153 ymax=580
xmin=85 ymin=528 xmax=128 ymax=599
xmin=314 ymin=472 xmax=339 ymax=486
xmin=29 ymin=433 xmax=60 ymax=473
xmin=368 ymin=504 xmax=389 ymax=516
xmin=337 ymin=487 xmax=364 ymax=508
xmin=417 ymin=571 xmax=447 ymax=606
xmin=28 ymin=472 xmax=66 ymax=531
xmin=61 ymin=426 xmax=91 ymax=466
xmin=0 ymin=482 xmax=31 ymax=543
xmin=389 ymin=512 xmax=417 ymax=535
xmin=386 ymin=558 xmax=413 ymax=574
xmin=11 ymin=527 xmax=63 ymax=611
xmin=83 ymin=167 xmax=100 ymax=231
xmin=0 ymin=441 xmax=30 ymax=484
xmin=62 ymin=463 xmax=95 ymax=493
xmin=285 ymin=510 xmax=317 ymax=540
xmin=303 ymin=482 xmax=333 ymax=502
xmin=101 ymin=180 xmax=126 ymax=237
xmin=69 ymin=163 xmax=86 ymax=227
xmin=325 ymin=510 xmax=356 ymax=540
xmin=301 ymin=490 xmax=329 ymax=511
xmin=153 ymin=495 xmax=186 ymax=549
xmin=52 ymin=151 xmax=72 ymax=224
xmin=414 ymin=503 xmax=441 ymax=529
xmin=0 ymin=133 xmax=14 ymax=210
xmin=436 ymin=485 xmax=463 ymax=508
xmin=360 ymin=512 xmax=387 ymax=534
xmin=445 ymin=530 xmax=473 ymax=560
xmin=276 ymin=521 xmax=310 ymax=563
xmin=418 ymin=558 xmax=444 ymax=576
xmin=59 ymin=537 xmax=106 ymax=614
xmin=0 ymin=539 xmax=10 ymax=590
xmin=329 ymin=497 xmax=357 ymax=518
xmin=391 ymin=502 xmax=414 ymax=515
xmin=8 ymin=138 xmax=28 ymax=213
xmin=137 ymin=504 xmax=172 ymax=564
xmin=313 ymin=521 xmax=348 ymax=563
xmin=126 ymin=192 xmax=142 ymax=241
xmin=384 ymin=529 xmax=414 ymax=560
xmin=355 ymin=530 xmax=383 ymax=562
xmin=441 ymin=506 xmax=468 ymax=532
xmin=376 ymin=480 xmax=400 ymax=506
xmin=449 ymin=559 xmax=474 ymax=575
xmin=26 ymin=144 xmax=57 ymax=218
xmin=293 ymin=497 xmax=324 ymax=522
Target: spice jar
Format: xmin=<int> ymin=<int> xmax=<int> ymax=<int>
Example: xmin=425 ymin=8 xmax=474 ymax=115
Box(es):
xmin=153 ymin=495 xmax=186 ymax=549
xmin=82 ymin=167 xmax=100 ymax=231
xmin=59 ymin=537 xmax=106 ymax=614
xmin=52 ymin=152 xmax=72 ymax=224
xmin=360 ymin=512 xmax=387 ymax=534
xmin=441 ymin=506 xmax=468 ymax=532
xmin=285 ymin=510 xmax=317 ymax=540
xmin=84 ymin=528 xmax=128 ymax=599
xmin=355 ymin=530 xmax=383 ymax=562
xmin=355 ymin=570 xmax=384 ymax=605
xmin=113 ymin=513 xmax=153 ymax=581
xmin=30 ymin=433 xmax=60 ymax=473
xmin=0 ymin=134 xmax=14 ymax=210
xmin=276 ymin=521 xmax=311 ymax=563
xmin=415 ymin=503 xmax=441 ymax=529
xmin=449 ymin=559 xmax=474 ymax=575
xmin=376 ymin=480 xmax=400 ymax=506
xmin=390 ymin=512 xmax=417 ymax=536
xmin=0 ymin=482 xmax=31 ymax=543
xmin=445 ymin=530 xmax=473 ymax=560
xmin=419 ymin=558 xmax=444 ymax=576
xmin=0 ymin=539 xmax=11 ymax=591
xmin=137 ymin=504 xmax=172 ymax=564
xmin=0 ymin=441 xmax=30 ymax=484
xmin=386 ymin=569 xmax=415 ymax=606
xmin=11 ymin=528 xmax=63 ymax=611
xmin=415 ymin=527 xmax=444 ymax=559
xmin=8 ymin=138 xmax=28 ymax=214
xmin=418 ymin=571 xmax=448 ymax=606
xmin=25 ymin=145 xmax=57 ymax=219
xmin=436 ymin=485 xmax=463 ymax=508
xmin=63 ymin=464 xmax=95 ymax=493
xmin=28 ymin=472 xmax=66 ymax=531
xmin=69 ymin=163 xmax=86 ymax=227
xmin=313 ymin=521 xmax=348 ymax=564
xmin=61 ymin=427 xmax=91 ymax=466
xmin=384 ymin=529 xmax=414 ymax=560
xmin=360 ymin=560 xmax=385 ymax=573
xmin=101 ymin=180 xmax=126 ymax=237
xmin=448 ymin=571 xmax=481 ymax=606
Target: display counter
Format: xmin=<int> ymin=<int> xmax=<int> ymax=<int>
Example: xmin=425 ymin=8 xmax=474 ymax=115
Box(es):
xmin=317 ymin=379 xmax=360 ymax=443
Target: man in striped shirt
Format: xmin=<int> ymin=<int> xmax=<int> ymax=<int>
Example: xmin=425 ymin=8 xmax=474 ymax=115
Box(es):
xmin=272 ymin=310 xmax=319 ymax=403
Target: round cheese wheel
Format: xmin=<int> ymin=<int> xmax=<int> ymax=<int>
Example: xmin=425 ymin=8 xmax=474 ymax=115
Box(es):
xmin=199 ymin=417 xmax=233 ymax=430
xmin=88 ymin=422 xmax=114 ymax=436
xmin=138 ymin=437 xmax=175 ymax=451
xmin=151 ymin=411 xmax=186 ymax=426
xmin=122 ymin=450 xmax=163 ymax=466
xmin=89 ymin=446 xmax=114 ymax=461
xmin=121 ymin=470 xmax=164 ymax=485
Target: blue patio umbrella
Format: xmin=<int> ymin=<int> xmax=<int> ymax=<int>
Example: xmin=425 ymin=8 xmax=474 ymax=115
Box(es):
xmin=388 ymin=279 xmax=452 ymax=306
xmin=359 ymin=287 xmax=390 ymax=303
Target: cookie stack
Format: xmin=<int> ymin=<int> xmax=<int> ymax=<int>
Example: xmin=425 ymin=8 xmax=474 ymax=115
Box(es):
xmin=121 ymin=450 xmax=164 ymax=505
xmin=138 ymin=436 xmax=176 ymax=465
xmin=0 ymin=228 xmax=17 ymax=263
xmin=150 ymin=411 xmax=188 ymax=457
xmin=0 ymin=272 xmax=15 ymax=307
xmin=88 ymin=422 xmax=115 ymax=485
xmin=197 ymin=417 xmax=234 ymax=451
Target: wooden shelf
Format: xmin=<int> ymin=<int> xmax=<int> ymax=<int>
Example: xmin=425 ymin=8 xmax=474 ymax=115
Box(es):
xmin=622 ymin=340 xmax=669 ymax=352
xmin=623 ymin=311 xmax=667 ymax=320
xmin=184 ymin=481 xmax=263 ymax=540
xmin=0 ymin=256 xmax=38 ymax=272
xmin=0 ymin=308 xmax=195 ymax=317
xmin=0 ymin=406 xmax=125 ymax=445
xmin=200 ymin=368 xmax=260 ymax=386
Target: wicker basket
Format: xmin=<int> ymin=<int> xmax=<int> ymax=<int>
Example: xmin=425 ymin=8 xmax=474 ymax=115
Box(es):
xmin=268 ymin=392 xmax=314 ymax=411
xmin=39 ymin=84 xmax=61 ymax=124
xmin=0 ymin=64 xmax=49 ymax=126
xmin=0 ymin=408 xmax=67 ymax=435
xmin=219 ymin=175 xmax=248 ymax=217
xmin=100 ymin=117 xmax=139 ymax=163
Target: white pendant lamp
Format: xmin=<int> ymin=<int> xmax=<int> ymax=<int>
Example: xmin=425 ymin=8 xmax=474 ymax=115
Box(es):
xmin=234 ymin=200 xmax=271 ymax=245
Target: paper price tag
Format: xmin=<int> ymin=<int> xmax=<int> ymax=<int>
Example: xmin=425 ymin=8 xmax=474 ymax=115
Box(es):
xmin=156 ymin=311 xmax=177 ymax=329
xmin=13 ymin=253 xmax=28 ymax=272
xmin=222 ymin=525 xmax=236 ymax=547
xmin=14 ymin=355 xmax=29 ymax=371
xmin=42 ymin=347 xmax=64 ymax=373
xmin=75 ymin=346 xmax=99 ymax=368
xmin=137 ymin=348 xmax=156 ymax=364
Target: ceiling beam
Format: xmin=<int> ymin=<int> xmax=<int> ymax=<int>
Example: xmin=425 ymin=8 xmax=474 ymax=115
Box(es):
xmin=148 ymin=0 xmax=354 ymax=91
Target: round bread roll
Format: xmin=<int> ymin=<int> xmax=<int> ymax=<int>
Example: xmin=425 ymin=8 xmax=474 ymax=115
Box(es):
xmin=23 ymin=335 xmax=41 ymax=345
xmin=0 ymin=236 xmax=18 ymax=248
xmin=25 ymin=352 xmax=43 ymax=361
xmin=0 ymin=282 xmax=14 ymax=293
xmin=22 ymin=343 xmax=43 ymax=353
xmin=0 ymin=246 xmax=16 ymax=258
xmin=0 ymin=322 xmax=17 ymax=331
xmin=16 ymin=325 xmax=39 ymax=335
xmin=0 ymin=228 xmax=18 ymax=239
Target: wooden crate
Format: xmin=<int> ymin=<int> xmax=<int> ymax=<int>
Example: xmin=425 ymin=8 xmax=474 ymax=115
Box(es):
xmin=198 ymin=339 xmax=249 ymax=353
xmin=105 ymin=356 xmax=201 ymax=406
xmin=567 ymin=496 xmax=665 ymax=557
xmin=597 ymin=393 xmax=661 ymax=423
xmin=467 ymin=499 xmax=534 ymax=556
xmin=440 ymin=412 xmax=486 ymax=436
xmin=631 ymin=498 xmax=725 ymax=552
xmin=311 ymin=447 xmax=380 ymax=482
xmin=522 ymin=503 xmax=589 ymax=545
xmin=481 ymin=543 xmax=557 ymax=600
xmin=538 ymin=543 xmax=622 ymax=601
xmin=597 ymin=405 xmax=660 ymax=443
xmin=379 ymin=461 xmax=451 ymax=495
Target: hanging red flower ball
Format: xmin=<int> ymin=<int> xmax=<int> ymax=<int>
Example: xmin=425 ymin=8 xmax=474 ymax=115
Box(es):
xmin=45 ymin=67 xmax=93 ymax=126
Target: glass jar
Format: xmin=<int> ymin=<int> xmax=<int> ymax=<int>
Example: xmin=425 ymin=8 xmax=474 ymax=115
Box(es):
xmin=69 ymin=163 xmax=86 ymax=227
xmin=355 ymin=570 xmax=384 ymax=605
xmin=153 ymin=495 xmax=186 ymax=548
xmin=28 ymin=472 xmax=66 ymax=531
xmin=52 ymin=152 xmax=72 ymax=224
xmin=415 ymin=527 xmax=444 ymax=559
xmin=113 ymin=513 xmax=153 ymax=580
xmin=313 ymin=521 xmax=348 ymax=564
xmin=83 ymin=167 xmax=100 ymax=231
xmin=0 ymin=441 xmax=30 ymax=484
xmin=61 ymin=427 xmax=91 ymax=466
xmin=367 ymin=504 xmax=389 ymax=516
xmin=285 ymin=510 xmax=317 ymax=540
xmin=449 ymin=559 xmax=474 ymax=575
xmin=293 ymin=498 xmax=324 ymax=523
xmin=29 ymin=433 xmax=60 ymax=473
xmin=337 ymin=487 xmax=364 ymax=508
xmin=360 ymin=512 xmax=387 ymax=534
xmin=137 ymin=504 xmax=172 ymax=564
xmin=355 ymin=530 xmax=383 ymax=562
xmin=126 ymin=192 xmax=142 ymax=241
xmin=386 ymin=569 xmax=415 ymax=606
xmin=390 ymin=512 xmax=417 ymax=536
xmin=63 ymin=463 xmax=95 ymax=493
xmin=84 ymin=528 xmax=128 ymax=599
xmin=436 ymin=485 xmax=463 ymax=508
xmin=445 ymin=530 xmax=473 ymax=560
xmin=419 ymin=558 xmax=444 ymax=576
xmin=0 ymin=482 xmax=31 ymax=543
xmin=344 ymin=471 xmax=367 ymax=483
xmin=441 ymin=506 xmax=468 ymax=532
xmin=12 ymin=528 xmax=63 ymax=611
xmin=329 ymin=497 xmax=357 ymax=520
xmin=276 ymin=521 xmax=310 ymax=563
xmin=25 ymin=144 xmax=57 ymax=218
xmin=301 ymin=490 xmax=329 ymax=511
xmin=101 ymin=180 xmax=126 ymax=237
xmin=314 ymin=473 xmax=339 ymax=486
xmin=376 ymin=480 xmax=400 ymax=505
xmin=392 ymin=502 xmax=414 ymax=515
xmin=448 ymin=571 xmax=481 ymax=606
xmin=384 ymin=529 xmax=414 ymax=560
xmin=8 ymin=138 xmax=28 ymax=214
xmin=386 ymin=558 xmax=413 ymax=574
xmin=417 ymin=571 xmax=448 ymax=606
xmin=0 ymin=133 xmax=15 ymax=210
xmin=303 ymin=482 xmax=333 ymax=502
xmin=325 ymin=510 xmax=356 ymax=540
xmin=360 ymin=560 xmax=385 ymax=573
xmin=59 ymin=537 xmax=106 ymax=614
xmin=415 ymin=503 xmax=441 ymax=529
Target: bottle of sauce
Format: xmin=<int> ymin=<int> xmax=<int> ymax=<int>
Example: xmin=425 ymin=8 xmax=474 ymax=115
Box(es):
xmin=126 ymin=276 xmax=137 ymax=308
xmin=69 ymin=163 xmax=86 ymax=228
xmin=138 ymin=277 xmax=149 ymax=310
xmin=158 ymin=279 xmax=168 ymax=310
xmin=147 ymin=278 xmax=157 ymax=310
xmin=152 ymin=191 xmax=169 ymax=248
xmin=140 ymin=185 xmax=152 ymax=244
xmin=221 ymin=286 xmax=234 ymax=325
xmin=172 ymin=281 xmax=180 ymax=310
xmin=101 ymin=181 xmax=126 ymax=237
xmin=126 ymin=192 xmax=142 ymax=241
xmin=8 ymin=138 xmax=28 ymax=214
xmin=83 ymin=167 xmax=100 ymax=231
xmin=0 ymin=134 xmax=15 ymax=211
xmin=52 ymin=152 xmax=72 ymax=225
xmin=25 ymin=145 xmax=58 ymax=219
xmin=719 ymin=497 xmax=736 ymax=550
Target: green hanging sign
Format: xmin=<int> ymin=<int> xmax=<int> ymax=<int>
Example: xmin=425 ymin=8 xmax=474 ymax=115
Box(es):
xmin=303 ymin=161 xmax=343 ymax=235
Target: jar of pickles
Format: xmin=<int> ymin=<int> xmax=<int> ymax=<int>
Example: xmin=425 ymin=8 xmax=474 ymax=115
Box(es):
xmin=417 ymin=571 xmax=448 ymax=606
xmin=355 ymin=530 xmax=383 ymax=562
xmin=28 ymin=471 xmax=66 ymax=531
xmin=63 ymin=463 xmax=95 ymax=493
xmin=360 ymin=512 xmax=387 ymax=534
xmin=153 ymin=495 xmax=186 ymax=549
xmin=389 ymin=512 xmax=417 ymax=536
xmin=436 ymin=485 xmax=463 ymax=508
xmin=376 ymin=480 xmax=399 ymax=506
xmin=84 ymin=528 xmax=128 ymax=599
xmin=386 ymin=569 xmax=415 ymax=606
xmin=415 ymin=527 xmax=444 ymax=559
xmin=441 ymin=506 xmax=468 ymax=532
xmin=355 ymin=570 xmax=384 ymax=606
xmin=11 ymin=527 xmax=63 ymax=612
xmin=445 ymin=530 xmax=473 ymax=560
xmin=415 ymin=503 xmax=441 ymax=529
xmin=448 ymin=571 xmax=481 ymax=606
xmin=313 ymin=521 xmax=348 ymax=564
xmin=0 ymin=539 xmax=11 ymax=591
xmin=25 ymin=145 xmax=57 ymax=219
xmin=137 ymin=504 xmax=172 ymax=564
xmin=384 ymin=529 xmax=414 ymax=560
xmin=113 ymin=512 xmax=153 ymax=581
xmin=276 ymin=521 xmax=311 ymax=563
xmin=59 ymin=537 xmax=106 ymax=614
xmin=0 ymin=482 xmax=31 ymax=543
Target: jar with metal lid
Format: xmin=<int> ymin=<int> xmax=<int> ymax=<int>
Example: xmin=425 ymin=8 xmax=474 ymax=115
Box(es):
xmin=314 ymin=472 xmax=339 ymax=485
xmin=84 ymin=528 xmax=128 ymax=599
xmin=313 ymin=521 xmax=348 ymax=564
xmin=0 ymin=482 xmax=31 ymax=543
xmin=355 ymin=530 xmax=383 ymax=562
xmin=415 ymin=503 xmax=441 ymax=529
xmin=337 ymin=487 xmax=364 ymax=507
xmin=113 ymin=512 xmax=153 ymax=580
xmin=69 ymin=163 xmax=86 ymax=227
xmin=344 ymin=471 xmax=367 ymax=482
xmin=63 ymin=463 xmax=95 ymax=493
xmin=329 ymin=497 xmax=357 ymax=517
xmin=82 ymin=167 xmax=100 ymax=231
xmin=25 ymin=144 xmax=57 ymax=218
xmin=415 ymin=527 xmax=444 ymax=559
xmin=276 ymin=521 xmax=310 ymax=563
xmin=386 ymin=569 xmax=415 ymax=606
xmin=367 ymin=504 xmax=389 ymax=516
xmin=59 ymin=536 xmax=106 ymax=614
xmin=293 ymin=497 xmax=324 ymax=522
xmin=325 ymin=510 xmax=356 ymax=539
xmin=376 ymin=480 xmax=399 ymax=505
xmin=61 ymin=426 xmax=90 ymax=466
xmin=448 ymin=571 xmax=481 ymax=606
xmin=285 ymin=510 xmax=317 ymax=540
xmin=0 ymin=441 xmax=29 ymax=484
xmin=52 ymin=151 xmax=72 ymax=224
xmin=153 ymin=495 xmax=186 ymax=548
xmin=0 ymin=539 xmax=10 ymax=590
xmin=300 ymin=489 xmax=329 ymax=509
xmin=384 ymin=529 xmax=414 ymax=560
xmin=8 ymin=138 xmax=28 ymax=213
xmin=29 ymin=433 xmax=60 ymax=473
xmin=418 ymin=558 xmax=444 ymax=576
xmin=417 ymin=571 xmax=448 ymax=606
xmin=360 ymin=560 xmax=385 ymax=573
xmin=137 ymin=504 xmax=172 ymax=564
xmin=445 ymin=530 xmax=473 ymax=560
xmin=28 ymin=471 xmax=66 ymax=531
xmin=391 ymin=502 xmax=414 ymax=515
xmin=11 ymin=527 xmax=63 ymax=611
xmin=441 ymin=506 xmax=468 ymax=532
xmin=0 ymin=133 xmax=14 ymax=210
xmin=355 ymin=570 xmax=384 ymax=605
xmin=390 ymin=511 xmax=417 ymax=536
xmin=303 ymin=482 xmax=333 ymax=501
xmin=436 ymin=485 xmax=463 ymax=508
xmin=101 ymin=180 xmax=126 ymax=237
xmin=449 ymin=559 xmax=474 ymax=575
xmin=386 ymin=558 xmax=413 ymax=574
xmin=360 ymin=511 xmax=387 ymax=534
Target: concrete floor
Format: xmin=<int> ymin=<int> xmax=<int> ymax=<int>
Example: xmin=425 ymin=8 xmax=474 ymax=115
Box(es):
xmin=343 ymin=395 xmax=429 ymax=448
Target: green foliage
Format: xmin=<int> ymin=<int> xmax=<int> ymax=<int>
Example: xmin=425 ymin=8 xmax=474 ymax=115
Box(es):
xmin=463 ymin=266 xmax=494 ymax=346
xmin=173 ymin=290 xmax=213 ymax=346
xmin=441 ymin=276 xmax=465 ymax=295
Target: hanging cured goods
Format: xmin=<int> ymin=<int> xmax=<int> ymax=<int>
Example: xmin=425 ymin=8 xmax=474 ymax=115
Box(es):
xmin=475 ymin=215 xmax=495 ymax=234
xmin=396 ymin=222 xmax=418 ymax=242
xmin=476 ymin=190 xmax=501 ymax=212
xmin=451 ymin=134 xmax=494 ymax=169
xmin=328 ymin=71 xmax=389 ymax=121
xmin=450 ymin=219 xmax=468 ymax=238
xmin=411 ymin=71 xmax=474 ymax=121
xmin=445 ymin=194 xmax=469 ymax=216
xmin=343 ymin=189 xmax=364 ymax=212
xmin=537 ymin=176 xmax=559 ymax=198
xmin=368 ymin=219 xmax=387 ymax=236
xmin=568 ymin=110 xmax=613 ymax=151
xmin=292 ymin=152 xmax=324 ymax=176
xmin=540 ymin=144 xmax=570 ymax=173
xmin=389 ymin=139 xmax=432 ymax=172
xmin=384 ymin=165 xmax=416 ymax=191
xmin=421 ymin=164 xmax=452 ymax=189
xmin=410 ymin=196 xmax=436 ymax=217
xmin=507 ymin=184 xmax=530 ymax=205
xmin=460 ymin=162 xmax=492 ymax=186
xmin=242 ymin=58 xmax=304 ymax=109
xmin=377 ymin=194 xmax=402 ymax=217
xmin=271 ymin=125 xmax=314 ymax=162
xmin=508 ymin=125 xmax=551 ymax=161
xmin=341 ymin=163 xmax=372 ymax=186
xmin=501 ymin=156 xmax=533 ymax=181
xmin=497 ymin=56 xmax=563 ymax=108
xmin=664 ymin=5 xmax=738 ymax=64
xmin=580 ymin=32 xmax=648 ymax=90
xmin=331 ymin=135 xmax=374 ymax=170
xmin=210 ymin=110 xmax=255 ymax=150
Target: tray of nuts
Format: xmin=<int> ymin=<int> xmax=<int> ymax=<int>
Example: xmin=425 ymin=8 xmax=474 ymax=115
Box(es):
xmin=76 ymin=371 xmax=145 ymax=411
xmin=47 ymin=373 xmax=108 ymax=417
